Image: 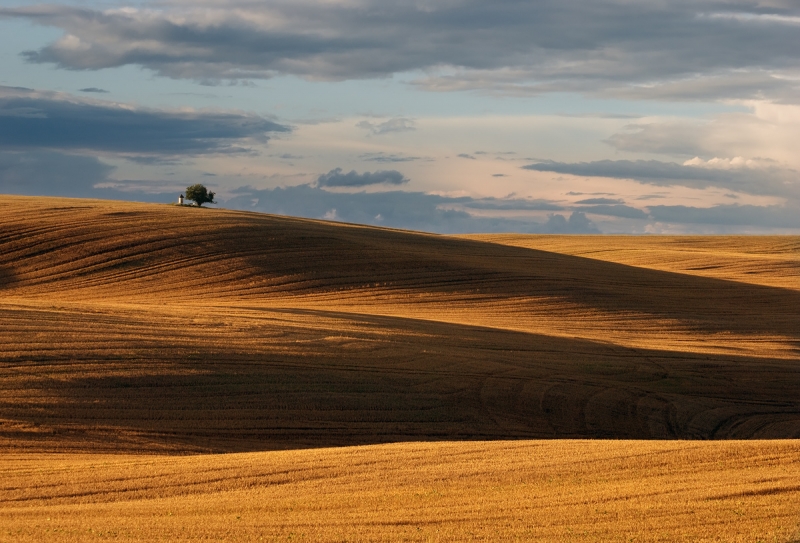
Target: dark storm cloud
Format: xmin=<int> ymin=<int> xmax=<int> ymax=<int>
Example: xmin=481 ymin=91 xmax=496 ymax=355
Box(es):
xmin=4 ymin=1 xmax=799 ymax=101
xmin=0 ymin=86 xmax=289 ymax=155
xmin=224 ymin=185 xmax=599 ymax=234
xmin=317 ymin=168 xmax=410 ymax=188
xmin=524 ymin=159 xmax=799 ymax=199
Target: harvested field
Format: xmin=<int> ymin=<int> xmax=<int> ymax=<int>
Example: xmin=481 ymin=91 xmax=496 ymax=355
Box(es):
xmin=462 ymin=234 xmax=800 ymax=291
xmin=1 ymin=196 xmax=798 ymax=450
xmin=1 ymin=195 xmax=799 ymax=541
xmin=2 ymin=441 xmax=800 ymax=542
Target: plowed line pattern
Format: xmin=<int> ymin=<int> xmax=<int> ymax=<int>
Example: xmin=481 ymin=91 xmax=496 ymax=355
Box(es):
xmin=1 ymin=196 xmax=799 ymax=453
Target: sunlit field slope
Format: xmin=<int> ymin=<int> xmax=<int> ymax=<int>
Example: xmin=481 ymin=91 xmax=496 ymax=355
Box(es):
xmin=1 ymin=195 xmax=799 ymax=452
xmin=2 ymin=441 xmax=799 ymax=542
xmin=462 ymin=234 xmax=800 ymax=291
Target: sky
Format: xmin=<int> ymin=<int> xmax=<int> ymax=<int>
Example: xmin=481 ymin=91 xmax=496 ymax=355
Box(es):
xmin=1 ymin=0 xmax=799 ymax=234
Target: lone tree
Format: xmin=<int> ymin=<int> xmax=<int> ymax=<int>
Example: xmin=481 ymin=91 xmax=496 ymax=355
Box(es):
xmin=185 ymin=184 xmax=216 ymax=207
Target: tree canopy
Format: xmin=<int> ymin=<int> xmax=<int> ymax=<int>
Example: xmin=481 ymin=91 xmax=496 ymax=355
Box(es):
xmin=185 ymin=184 xmax=216 ymax=207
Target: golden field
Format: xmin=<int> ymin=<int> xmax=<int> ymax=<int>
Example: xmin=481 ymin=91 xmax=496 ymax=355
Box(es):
xmin=2 ymin=441 xmax=799 ymax=542
xmin=1 ymin=195 xmax=799 ymax=541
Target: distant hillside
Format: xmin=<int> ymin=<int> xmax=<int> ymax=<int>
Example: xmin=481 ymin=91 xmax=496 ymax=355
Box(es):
xmin=1 ymin=195 xmax=798 ymax=452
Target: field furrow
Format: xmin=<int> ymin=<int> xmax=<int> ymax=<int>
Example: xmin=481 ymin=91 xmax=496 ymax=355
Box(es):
xmin=1 ymin=196 xmax=798 ymax=541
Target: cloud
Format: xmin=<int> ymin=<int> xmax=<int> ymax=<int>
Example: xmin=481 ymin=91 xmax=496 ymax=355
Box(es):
xmin=0 ymin=86 xmax=289 ymax=156
xmin=566 ymin=191 xmax=617 ymax=196
xmin=524 ymin=159 xmax=799 ymax=199
xmin=574 ymin=197 xmax=624 ymax=204
xmin=225 ymin=184 xmax=599 ymax=234
xmin=79 ymin=87 xmax=109 ymax=93
xmin=0 ymin=149 xmax=177 ymax=201
xmin=0 ymin=150 xmax=112 ymax=196
xmin=316 ymin=168 xmax=410 ymax=187
xmin=599 ymin=71 xmax=800 ymax=104
xmin=125 ymin=156 xmax=181 ymax=165
xmin=604 ymin=112 xmax=799 ymax=159
xmin=605 ymin=106 xmax=800 ymax=175
xmin=682 ymin=156 xmax=776 ymax=169
xmin=605 ymin=121 xmax=721 ymax=157
xmin=578 ymin=205 xmax=649 ymax=219
xmin=4 ymin=1 xmax=800 ymax=101
xmin=648 ymin=204 xmax=800 ymax=229
xmin=461 ymin=199 xmax=563 ymax=211
xmin=359 ymin=152 xmax=422 ymax=163
xmin=5 ymin=151 xmax=795 ymax=232
xmin=356 ymin=118 xmax=415 ymax=135
xmin=457 ymin=153 xmax=477 ymax=160
xmin=542 ymin=212 xmax=600 ymax=234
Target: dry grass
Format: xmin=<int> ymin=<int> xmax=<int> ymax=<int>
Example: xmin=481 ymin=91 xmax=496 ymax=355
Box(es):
xmin=2 ymin=440 xmax=799 ymax=542
xmin=1 ymin=195 xmax=799 ymax=541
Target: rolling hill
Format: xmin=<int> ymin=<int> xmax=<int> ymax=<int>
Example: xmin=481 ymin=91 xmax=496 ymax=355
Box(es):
xmin=2 ymin=195 xmax=800 ymax=542
xmin=1 ymin=195 xmax=798 ymax=453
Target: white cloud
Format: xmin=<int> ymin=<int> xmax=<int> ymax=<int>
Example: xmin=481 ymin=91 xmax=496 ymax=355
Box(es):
xmin=682 ymin=156 xmax=775 ymax=169
xmin=703 ymin=12 xmax=800 ymax=26
xmin=606 ymin=103 xmax=800 ymax=169
xmin=356 ymin=118 xmax=416 ymax=135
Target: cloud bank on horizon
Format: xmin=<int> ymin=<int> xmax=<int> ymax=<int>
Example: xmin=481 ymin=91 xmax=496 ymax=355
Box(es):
xmin=0 ymin=0 xmax=799 ymax=233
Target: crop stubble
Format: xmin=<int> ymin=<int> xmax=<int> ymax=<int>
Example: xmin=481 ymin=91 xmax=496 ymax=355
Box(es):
xmin=2 ymin=440 xmax=800 ymax=542
xmin=1 ymin=196 xmax=799 ymax=541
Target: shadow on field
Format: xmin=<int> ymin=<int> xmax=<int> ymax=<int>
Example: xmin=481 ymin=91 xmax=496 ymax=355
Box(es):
xmin=4 ymin=209 xmax=800 ymax=343
xmin=1 ymin=203 xmax=799 ymax=453
xmin=224 ymin=222 xmax=800 ymax=341
xmin=2 ymin=309 xmax=799 ymax=454
xmin=0 ymin=266 xmax=15 ymax=290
